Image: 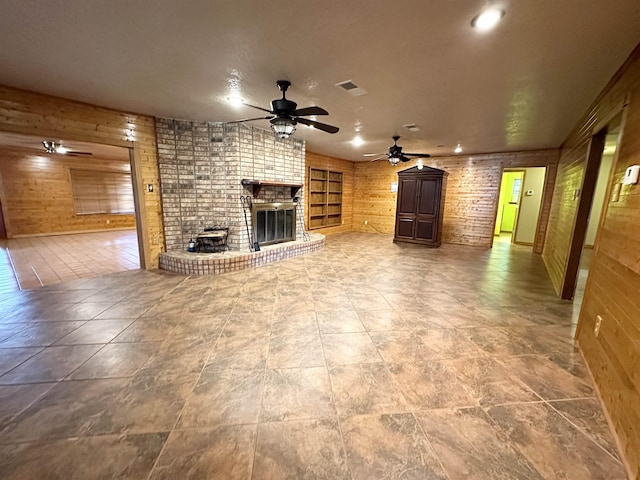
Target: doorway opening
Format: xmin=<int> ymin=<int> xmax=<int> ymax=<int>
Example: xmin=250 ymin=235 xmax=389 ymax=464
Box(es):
xmin=0 ymin=131 xmax=141 ymax=290
xmin=494 ymin=167 xmax=547 ymax=248
xmin=566 ymin=119 xmax=621 ymax=314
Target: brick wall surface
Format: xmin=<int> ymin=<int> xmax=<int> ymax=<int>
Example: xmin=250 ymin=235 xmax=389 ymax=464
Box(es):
xmin=156 ymin=120 xmax=305 ymax=251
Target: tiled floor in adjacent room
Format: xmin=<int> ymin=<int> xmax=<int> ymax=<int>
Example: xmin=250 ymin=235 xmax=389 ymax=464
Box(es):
xmin=0 ymin=230 xmax=140 ymax=293
xmin=0 ymin=232 xmax=627 ymax=479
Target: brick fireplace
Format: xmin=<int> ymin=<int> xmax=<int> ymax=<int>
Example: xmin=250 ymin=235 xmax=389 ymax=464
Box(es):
xmin=155 ymin=120 xmax=306 ymax=252
xmin=156 ymin=120 xmax=324 ymax=275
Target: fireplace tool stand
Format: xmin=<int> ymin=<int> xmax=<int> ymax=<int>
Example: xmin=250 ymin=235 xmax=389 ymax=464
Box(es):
xmin=240 ymin=195 xmax=260 ymax=252
xmin=293 ymin=197 xmax=310 ymax=242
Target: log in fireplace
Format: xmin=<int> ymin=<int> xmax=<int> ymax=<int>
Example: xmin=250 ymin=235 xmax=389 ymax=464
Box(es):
xmin=252 ymin=202 xmax=296 ymax=246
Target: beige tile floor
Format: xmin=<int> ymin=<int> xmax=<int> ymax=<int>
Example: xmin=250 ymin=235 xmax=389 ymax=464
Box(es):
xmin=0 ymin=232 xmax=627 ymax=479
xmin=0 ymin=230 xmax=139 ymax=293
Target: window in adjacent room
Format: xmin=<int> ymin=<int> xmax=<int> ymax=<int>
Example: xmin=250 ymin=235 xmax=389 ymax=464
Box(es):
xmin=70 ymin=169 xmax=134 ymax=215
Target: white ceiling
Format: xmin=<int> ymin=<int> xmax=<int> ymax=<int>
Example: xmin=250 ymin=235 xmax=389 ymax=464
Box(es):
xmin=0 ymin=1 xmax=638 ymax=161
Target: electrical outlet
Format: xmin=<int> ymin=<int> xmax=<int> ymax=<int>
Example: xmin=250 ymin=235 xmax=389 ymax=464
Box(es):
xmin=364 ymin=220 xmax=368 ymax=225
xmin=594 ymin=315 xmax=603 ymax=337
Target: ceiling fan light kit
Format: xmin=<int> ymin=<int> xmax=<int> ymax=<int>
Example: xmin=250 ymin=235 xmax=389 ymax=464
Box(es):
xmin=230 ymin=80 xmax=339 ymax=139
xmin=364 ymin=135 xmax=431 ymax=167
xmin=42 ymin=140 xmax=92 ymax=156
xmin=271 ymin=117 xmax=296 ymax=139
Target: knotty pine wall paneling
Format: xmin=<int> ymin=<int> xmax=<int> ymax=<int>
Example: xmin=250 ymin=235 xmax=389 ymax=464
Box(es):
xmin=353 ymin=150 xmax=558 ymax=252
xmin=305 ymin=151 xmax=354 ymax=235
xmin=0 ymin=148 xmax=135 ymax=236
xmin=0 ymin=85 xmax=164 ymax=268
xmin=554 ymin=43 xmax=640 ymax=478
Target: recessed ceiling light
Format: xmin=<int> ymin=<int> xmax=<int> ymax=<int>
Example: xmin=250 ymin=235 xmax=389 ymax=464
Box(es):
xmin=454 ymin=143 xmax=463 ymax=154
xmin=226 ymin=95 xmax=244 ymax=107
xmin=471 ymin=8 xmax=505 ymax=31
xmin=351 ymin=135 xmax=364 ymax=147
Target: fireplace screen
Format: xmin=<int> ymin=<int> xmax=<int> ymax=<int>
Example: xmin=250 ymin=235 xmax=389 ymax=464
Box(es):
xmin=252 ymin=202 xmax=296 ymax=246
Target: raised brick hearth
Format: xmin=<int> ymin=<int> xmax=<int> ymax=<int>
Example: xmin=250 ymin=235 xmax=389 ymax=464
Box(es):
xmin=159 ymin=233 xmax=324 ymax=275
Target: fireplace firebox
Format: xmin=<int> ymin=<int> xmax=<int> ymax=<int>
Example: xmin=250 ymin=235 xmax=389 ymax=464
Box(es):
xmin=252 ymin=202 xmax=296 ymax=246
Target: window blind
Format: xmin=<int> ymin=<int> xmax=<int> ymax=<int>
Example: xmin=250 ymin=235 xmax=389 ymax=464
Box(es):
xmin=70 ymin=169 xmax=134 ymax=215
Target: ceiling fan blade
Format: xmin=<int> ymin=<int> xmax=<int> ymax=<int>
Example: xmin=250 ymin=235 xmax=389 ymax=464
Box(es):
xmin=403 ymin=152 xmax=431 ymax=157
xmin=227 ymin=116 xmax=273 ymax=124
xmin=369 ymin=155 xmax=388 ymax=162
xmin=292 ymin=106 xmax=328 ymax=116
xmin=400 ymin=155 xmax=412 ymax=162
xmin=242 ymin=102 xmax=273 ymax=114
xmin=295 ymin=117 xmax=339 ymax=134
xmin=363 ymin=153 xmax=386 ymax=157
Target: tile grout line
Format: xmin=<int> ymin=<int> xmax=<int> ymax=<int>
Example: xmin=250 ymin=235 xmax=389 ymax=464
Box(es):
xmin=544 ymin=399 xmax=624 ymax=465
xmin=248 ymin=307 xmax=274 ymax=480
xmin=316 ymin=308 xmax=354 ymax=480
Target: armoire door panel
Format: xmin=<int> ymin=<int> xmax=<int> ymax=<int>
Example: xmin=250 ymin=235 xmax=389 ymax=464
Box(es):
xmin=418 ymin=178 xmax=438 ymax=216
xmin=416 ymin=219 xmax=435 ymax=241
xmin=396 ymin=218 xmax=415 ymax=238
xmin=398 ymin=178 xmax=418 ymax=214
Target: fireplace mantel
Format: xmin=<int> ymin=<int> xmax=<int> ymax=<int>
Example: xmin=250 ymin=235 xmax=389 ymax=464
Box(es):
xmin=241 ymin=179 xmax=303 ymax=197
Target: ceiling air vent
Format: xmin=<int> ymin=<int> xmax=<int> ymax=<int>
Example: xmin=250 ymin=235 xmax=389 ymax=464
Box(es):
xmin=403 ymin=124 xmax=421 ymax=132
xmin=335 ymin=80 xmax=368 ymax=97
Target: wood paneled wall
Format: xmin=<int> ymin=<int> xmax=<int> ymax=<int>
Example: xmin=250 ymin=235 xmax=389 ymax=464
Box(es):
xmin=559 ymin=44 xmax=640 ymax=478
xmin=353 ymin=150 xmax=559 ymax=251
xmin=0 ymin=147 xmax=135 ymax=236
xmin=305 ymin=151 xmax=355 ymax=235
xmin=0 ymin=85 xmax=163 ymax=268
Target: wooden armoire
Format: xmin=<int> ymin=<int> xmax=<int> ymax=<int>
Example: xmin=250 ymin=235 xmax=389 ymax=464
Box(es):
xmin=394 ymin=166 xmax=447 ymax=247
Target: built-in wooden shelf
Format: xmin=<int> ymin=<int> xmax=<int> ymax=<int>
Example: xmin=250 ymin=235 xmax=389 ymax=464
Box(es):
xmin=308 ymin=167 xmax=343 ymax=230
xmin=241 ymin=179 xmax=303 ymax=197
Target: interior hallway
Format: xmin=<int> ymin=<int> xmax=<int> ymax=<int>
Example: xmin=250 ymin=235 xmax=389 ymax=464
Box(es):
xmin=0 ymin=232 xmax=625 ymax=479
xmin=0 ymin=230 xmax=140 ymax=293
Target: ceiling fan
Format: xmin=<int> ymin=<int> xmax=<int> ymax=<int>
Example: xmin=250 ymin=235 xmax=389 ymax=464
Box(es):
xmin=231 ymin=80 xmax=339 ymax=139
xmin=42 ymin=141 xmax=92 ymax=157
xmin=364 ymin=135 xmax=431 ymax=166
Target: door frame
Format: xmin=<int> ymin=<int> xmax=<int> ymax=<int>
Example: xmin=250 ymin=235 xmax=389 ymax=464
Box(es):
xmin=560 ymin=108 xmax=626 ymax=300
xmin=0 ymin=198 xmax=6 ymax=238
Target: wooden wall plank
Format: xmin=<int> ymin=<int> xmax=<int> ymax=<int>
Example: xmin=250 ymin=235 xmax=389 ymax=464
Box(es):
xmin=0 ymin=147 xmax=135 ymax=236
xmin=552 ymin=43 xmax=640 ymax=479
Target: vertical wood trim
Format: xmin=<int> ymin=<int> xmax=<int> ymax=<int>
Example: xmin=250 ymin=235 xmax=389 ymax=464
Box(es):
xmin=0 ymin=168 xmax=10 ymax=238
xmin=533 ymin=165 xmax=555 ymax=254
xmin=560 ymin=128 xmax=607 ymax=300
xmin=130 ymin=145 xmax=148 ymax=269
xmin=561 ymin=129 xmax=607 ymax=299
